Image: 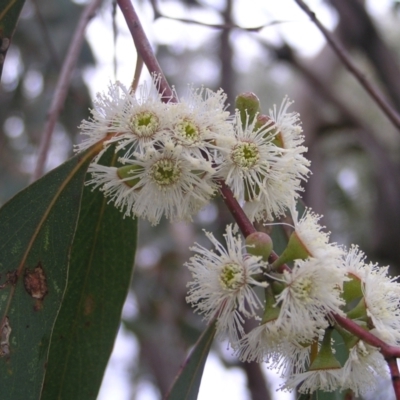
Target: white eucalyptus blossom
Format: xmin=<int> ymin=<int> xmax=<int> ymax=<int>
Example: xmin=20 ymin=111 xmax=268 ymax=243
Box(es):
xmin=87 ymin=140 xmax=217 ymax=225
xmin=343 ymin=245 xmax=400 ymax=345
xmin=236 ymin=321 xmax=285 ymax=363
xmin=275 ymin=257 xmax=346 ymax=342
xmin=290 ymin=205 xmax=344 ymax=260
xmin=216 ymin=110 xmax=281 ymax=201
xmin=185 ymin=225 xmax=268 ymax=344
xmin=173 ymin=85 xmax=233 ymax=140
xmin=268 ymin=96 xmax=305 ymax=150
xmin=239 ymin=98 xmax=310 ymax=222
xmin=284 ymin=368 xmax=343 ymax=394
xmin=273 ymin=341 xmax=313 ymax=377
xmin=169 ymin=86 xmax=234 ymax=158
xmin=76 ymin=81 xmax=132 ymax=154
xmin=341 ymin=341 xmax=388 ymax=396
xmin=76 ymin=78 xmax=170 ymax=159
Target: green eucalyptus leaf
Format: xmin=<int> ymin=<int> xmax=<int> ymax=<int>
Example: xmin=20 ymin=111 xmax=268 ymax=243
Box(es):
xmin=165 ymin=321 xmax=216 ymax=400
xmin=0 ymin=0 xmax=26 ymax=79
xmin=0 ymin=148 xmax=96 ymax=399
xmin=41 ymin=149 xmax=138 ymax=400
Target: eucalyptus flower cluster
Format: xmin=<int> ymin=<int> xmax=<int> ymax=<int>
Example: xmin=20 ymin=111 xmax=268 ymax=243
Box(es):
xmin=76 ymin=78 xmax=310 ymax=225
xmin=76 ymin=78 xmax=398 ymax=396
xmin=185 ymin=210 xmax=399 ymax=396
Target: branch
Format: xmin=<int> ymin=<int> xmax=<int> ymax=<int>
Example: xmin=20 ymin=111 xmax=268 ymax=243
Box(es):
xmin=116 ymin=0 xmax=175 ymax=100
xmin=217 ymin=179 xmax=256 ymax=238
xmin=388 ymin=357 xmax=400 ymax=399
xmin=293 ymin=0 xmax=400 ymax=131
xmin=31 ymin=0 xmax=102 ymax=182
xmin=241 ymin=361 xmax=272 ymax=400
xmin=329 ymin=0 xmax=400 ymax=110
xmin=149 ymin=0 xmax=283 ymax=33
xmin=32 ymin=0 xmax=61 ymax=69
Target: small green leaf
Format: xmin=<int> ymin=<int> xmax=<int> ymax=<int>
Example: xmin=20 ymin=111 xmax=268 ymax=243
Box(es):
xmin=0 ymin=148 xmax=96 ymax=399
xmin=41 ymin=150 xmax=138 ymax=400
xmin=0 ymin=0 xmax=26 ymax=79
xmin=165 ymin=320 xmax=216 ymax=400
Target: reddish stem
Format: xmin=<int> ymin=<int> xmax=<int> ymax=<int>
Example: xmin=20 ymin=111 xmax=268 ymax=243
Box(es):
xmin=388 ymin=357 xmax=400 ymax=399
xmin=116 ymin=0 xmax=175 ymax=101
xmin=216 ymin=181 xmax=291 ymax=270
xmin=217 ymin=179 xmax=256 ymax=238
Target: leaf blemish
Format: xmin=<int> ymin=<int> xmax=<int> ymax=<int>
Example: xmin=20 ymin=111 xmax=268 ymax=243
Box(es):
xmin=0 ymin=270 xmax=18 ymax=290
xmin=24 ymin=263 xmax=48 ymax=310
xmin=0 ymin=317 xmax=12 ymax=358
xmin=43 ymin=225 xmax=50 ymax=251
xmin=83 ymin=294 xmax=95 ymax=316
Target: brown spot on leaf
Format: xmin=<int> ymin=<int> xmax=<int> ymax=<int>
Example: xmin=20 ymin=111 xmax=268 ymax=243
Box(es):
xmin=24 ymin=263 xmax=48 ymax=310
xmin=0 ymin=317 xmax=11 ymax=358
xmin=83 ymin=295 xmax=95 ymax=316
xmin=0 ymin=270 xmax=18 ymax=290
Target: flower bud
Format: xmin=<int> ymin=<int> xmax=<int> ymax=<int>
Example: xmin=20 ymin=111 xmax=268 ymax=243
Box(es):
xmin=254 ymin=114 xmax=281 ymax=144
xmin=235 ymin=92 xmax=260 ymax=126
xmin=245 ymin=232 xmax=273 ymax=261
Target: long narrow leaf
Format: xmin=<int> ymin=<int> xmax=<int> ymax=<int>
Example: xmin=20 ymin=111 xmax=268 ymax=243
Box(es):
xmin=41 ymin=150 xmax=138 ymax=399
xmin=0 ymin=149 xmax=96 ymax=399
xmin=0 ymin=0 xmax=26 ymax=79
xmin=165 ymin=321 xmax=216 ymax=400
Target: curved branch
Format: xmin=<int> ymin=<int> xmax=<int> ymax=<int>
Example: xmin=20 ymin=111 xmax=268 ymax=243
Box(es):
xmin=116 ymin=0 xmax=174 ymax=100
xmin=31 ymin=0 xmax=102 ymax=182
xmin=293 ymin=0 xmax=400 ymax=131
xmin=329 ymin=0 xmax=400 ymax=111
xmin=149 ymin=0 xmax=282 ymax=33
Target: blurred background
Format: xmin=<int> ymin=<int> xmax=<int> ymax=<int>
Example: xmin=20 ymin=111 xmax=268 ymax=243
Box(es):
xmin=1 ymin=0 xmax=400 ymax=399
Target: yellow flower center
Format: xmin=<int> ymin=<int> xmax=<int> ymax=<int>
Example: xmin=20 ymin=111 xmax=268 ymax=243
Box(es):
xmin=130 ymin=111 xmax=160 ymax=138
xmin=231 ymin=142 xmax=260 ymax=169
xmin=175 ymin=118 xmax=200 ymax=143
xmin=219 ymin=263 xmax=244 ymax=290
xmin=150 ymin=158 xmax=182 ymax=187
